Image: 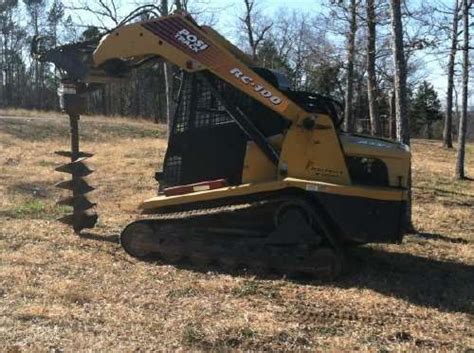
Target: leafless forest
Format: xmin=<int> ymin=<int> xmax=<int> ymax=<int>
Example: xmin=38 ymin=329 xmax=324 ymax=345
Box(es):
xmin=1 ymin=1 xmax=472 ymax=153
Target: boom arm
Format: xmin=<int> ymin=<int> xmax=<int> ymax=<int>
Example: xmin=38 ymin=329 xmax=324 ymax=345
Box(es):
xmin=92 ymin=14 xmax=308 ymax=124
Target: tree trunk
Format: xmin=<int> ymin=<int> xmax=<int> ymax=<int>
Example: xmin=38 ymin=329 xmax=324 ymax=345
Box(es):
xmin=444 ymin=0 xmax=460 ymax=149
xmin=454 ymin=85 xmax=459 ymax=138
xmin=32 ymin=8 xmax=41 ymax=110
xmin=389 ymin=0 xmax=412 ymax=231
xmin=101 ymin=86 xmax=107 ymax=115
xmin=0 ymin=38 xmax=3 ymax=107
xmin=455 ymin=0 xmax=469 ymax=180
xmin=161 ymin=0 xmax=174 ymax=132
xmin=427 ymin=121 xmax=433 ymax=139
xmin=355 ymin=72 xmax=364 ymax=132
xmin=389 ymin=0 xmax=409 ymax=145
xmin=135 ymin=71 xmax=141 ymax=117
xmin=389 ymin=90 xmax=397 ymax=139
xmin=243 ymin=0 xmax=258 ymax=61
xmin=366 ymin=0 xmax=381 ymax=136
xmin=344 ymin=0 xmax=357 ymax=132
xmin=163 ymin=62 xmax=174 ymax=132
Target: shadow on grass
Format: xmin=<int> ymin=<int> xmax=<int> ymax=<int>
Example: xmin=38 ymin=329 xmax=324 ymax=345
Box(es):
xmin=413 ymin=185 xmax=474 ymax=199
xmin=73 ymin=231 xmax=473 ymax=315
xmin=0 ymin=117 xmax=70 ymax=141
xmin=338 ymin=246 xmax=473 ymax=315
xmin=416 ymin=232 xmax=469 ymax=244
xmin=167 ymin=247 xmax=473 ymax=315
xmin=7 ymin=181 xmax=52 ymax=198
xmin=0 ymin=116 xmax=164 ymax=142
xmin=79 ymin=232 xmax=119 ymax=244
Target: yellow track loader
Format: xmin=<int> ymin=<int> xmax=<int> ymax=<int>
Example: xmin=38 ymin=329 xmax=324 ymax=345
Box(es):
xmin=34 ymin=11 xmax=410 ymax=278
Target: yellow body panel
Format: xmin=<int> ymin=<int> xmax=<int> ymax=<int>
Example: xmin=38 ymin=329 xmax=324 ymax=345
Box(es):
xmin=279 ymin=115 xmax=351 ymax=185
xmin=140 ymin=177 xmax=407 ymax=210
xmin=242 ymin=134 xmax=282 ymax=183
xmin=340 ymin=134 xmax=410 ymax=188
xmin=242 ymin=142 xmax=277 ymax=183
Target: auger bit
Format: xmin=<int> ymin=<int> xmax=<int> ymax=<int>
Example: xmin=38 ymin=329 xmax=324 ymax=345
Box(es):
xmin=55 ymin=80 xmax=98 ymax=233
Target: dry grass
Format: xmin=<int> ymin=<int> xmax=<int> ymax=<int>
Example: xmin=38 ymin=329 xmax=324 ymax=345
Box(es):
xmin=0 ymin=111 xmax=473 ymax=352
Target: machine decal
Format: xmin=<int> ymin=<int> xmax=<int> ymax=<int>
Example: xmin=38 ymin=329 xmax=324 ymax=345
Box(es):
xmin=230 ymin=68 xmax=283 ymax=105
xmin=305 ymin=184 xmax=319 ymax=192
xmin=175 ymin=29 xmax=209 ymax=53
xmin=309 ymin=166 xmax=343 ymax=179
xmin=141 ymin=17 xmax=290 ymax=112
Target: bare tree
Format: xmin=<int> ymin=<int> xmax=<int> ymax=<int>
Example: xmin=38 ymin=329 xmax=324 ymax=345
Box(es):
xmin=366 ymin=0 xmax=381 ymax=135
xmin=389 ymin=0 xmax=409 ymax=145
xmin=389 ymin=0 xmax=412 ymax=230
xmin=24 ymin=0 xmax=46 ymax=109
xmin=1 ymin=0 xmax=26 ymax=108
xmin=239 ymin=0 xmax=272 ymax=62
xmin=443 ymin=0 xmax=461 ymax=149
xmin=68 ymin=0 xmax=122 ymax=29
xmin=160 ymin=0 xmax=174 ymax=133
xmin=455 ymin=0 xmax=470 ymax=180
xmin=343 ymin=0 xmax=358 ymax=132
xmin=389 ymin=89 xmax=396 ymax=139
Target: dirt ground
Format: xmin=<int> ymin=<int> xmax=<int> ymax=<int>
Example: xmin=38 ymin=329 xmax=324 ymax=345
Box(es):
xmin=0 ymin=111 xmax=473 ymax=351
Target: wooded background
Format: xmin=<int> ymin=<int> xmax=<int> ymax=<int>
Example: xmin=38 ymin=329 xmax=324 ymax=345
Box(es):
xmin=0 ymin=0 xmax=472 ymax=177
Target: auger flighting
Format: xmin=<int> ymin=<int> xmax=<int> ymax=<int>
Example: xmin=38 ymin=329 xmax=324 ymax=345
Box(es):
xmin=55 ymin=81 xmax=97 ymax=233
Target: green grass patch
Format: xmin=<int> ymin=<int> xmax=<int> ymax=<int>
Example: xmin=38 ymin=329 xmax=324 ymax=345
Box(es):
xmin=37 ymin=160 xmax=57 ymax=167
xmin=3 ymin=199 xmax=71 ymax=220
xmin=231 ymin=280 xmax=280 ymax=299
xmin=11 ymin=200 xmax=46 ymax=218
xmin=239 ymin=327 xmax=256 ymax=339
xmin=232 ymin=280 xmax=259 ymax=297
xmin=182 ymin=323 xmax=206 ymax=346
xmin=82 ymin=124 xmax=166 ymax=141
xmin=317 ymin=326 xmax=339 ymax=336
xmin=167 ymin=286 xmax=200 ymax=299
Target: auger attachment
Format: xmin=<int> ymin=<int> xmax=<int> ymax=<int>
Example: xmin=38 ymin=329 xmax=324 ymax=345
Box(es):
xmin=55 ymin=80 xmax=98 ymax=234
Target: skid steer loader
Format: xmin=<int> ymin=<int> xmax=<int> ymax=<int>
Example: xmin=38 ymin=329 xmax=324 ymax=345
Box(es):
xmin=33 ymin=10 xmax=410 ymax=278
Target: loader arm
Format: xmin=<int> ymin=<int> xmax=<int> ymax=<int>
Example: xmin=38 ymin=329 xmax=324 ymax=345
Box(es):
xmin=92 ymin=14 xmax=308 ymax=124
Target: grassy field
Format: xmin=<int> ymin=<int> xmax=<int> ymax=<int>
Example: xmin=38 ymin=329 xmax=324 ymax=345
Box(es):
xmin=0 ymin=112 xmax=473 ymax=351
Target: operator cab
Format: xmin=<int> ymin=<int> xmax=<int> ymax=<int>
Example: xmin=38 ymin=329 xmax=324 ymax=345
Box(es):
xmin=252 ymin=67 xmax=292 ymax=91
xmin=252 ymin=67 xmax=344 ymax=127
xmin=157 ymin=68 xmax=288 ymax=190
xmin=157 ymin=67 xmax=346 ymax=191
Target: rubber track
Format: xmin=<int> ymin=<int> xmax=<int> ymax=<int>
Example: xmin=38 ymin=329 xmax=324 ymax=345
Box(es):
xmin=121 ymin=196 xmax=344 ymax=278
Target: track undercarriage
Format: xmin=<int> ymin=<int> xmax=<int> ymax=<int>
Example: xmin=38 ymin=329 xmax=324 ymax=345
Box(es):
xmin=120 ymin=194 xmax=345 ymax=279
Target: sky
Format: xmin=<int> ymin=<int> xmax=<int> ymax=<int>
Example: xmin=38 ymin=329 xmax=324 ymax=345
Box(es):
xmin=66 ymin=0 xmax=453 ymax=99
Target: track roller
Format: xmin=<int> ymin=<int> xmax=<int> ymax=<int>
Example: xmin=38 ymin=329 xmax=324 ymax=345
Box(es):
xmin=120 ymin=221 xmax=157 ymax=259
